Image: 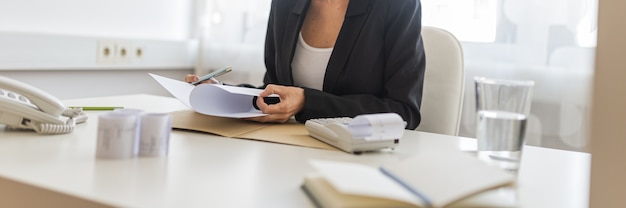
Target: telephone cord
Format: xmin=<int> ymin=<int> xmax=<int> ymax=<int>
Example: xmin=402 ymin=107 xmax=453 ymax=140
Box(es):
xmin=26 ymin=108 xmax=88 ymax=134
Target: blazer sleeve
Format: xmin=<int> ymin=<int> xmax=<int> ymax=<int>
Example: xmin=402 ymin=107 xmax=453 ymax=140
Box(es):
xmin=295 ymin=0 xmax=426 ymax=129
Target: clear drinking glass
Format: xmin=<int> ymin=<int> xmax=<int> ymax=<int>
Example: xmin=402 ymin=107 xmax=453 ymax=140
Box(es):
xmin=474 ymin=77 xmax=534 ymax=174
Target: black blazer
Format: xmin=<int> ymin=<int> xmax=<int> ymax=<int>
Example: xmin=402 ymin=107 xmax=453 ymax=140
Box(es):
xmin=263 ymin=0 xmax=426 ymax=129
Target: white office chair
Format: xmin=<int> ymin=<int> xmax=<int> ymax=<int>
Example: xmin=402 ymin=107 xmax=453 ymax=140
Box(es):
xmin=415 ymin=26 xmax=465 ymax=136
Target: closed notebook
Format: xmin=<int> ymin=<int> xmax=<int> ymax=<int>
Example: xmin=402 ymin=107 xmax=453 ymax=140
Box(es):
xmin=302 ymin=147 xmax=516 ymax=208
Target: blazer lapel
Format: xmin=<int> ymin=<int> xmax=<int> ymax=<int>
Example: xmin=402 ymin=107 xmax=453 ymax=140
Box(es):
xmin=278 ymin=0 xmax=309 ymax=85
xmin=323 ymin=0 xmax=371 ymax=91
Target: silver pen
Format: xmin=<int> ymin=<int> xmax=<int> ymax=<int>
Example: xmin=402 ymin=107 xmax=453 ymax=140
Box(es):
xmin=191 ymin=66 xmax=233 ymax=85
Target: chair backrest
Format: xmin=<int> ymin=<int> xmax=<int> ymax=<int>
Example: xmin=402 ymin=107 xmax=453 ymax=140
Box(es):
xmin=415 ymin=26 xmax=465 ymax=136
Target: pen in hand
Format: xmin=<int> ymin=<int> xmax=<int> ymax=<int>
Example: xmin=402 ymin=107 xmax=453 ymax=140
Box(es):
xmin=192 ymin=66 xmax=233 ymax=85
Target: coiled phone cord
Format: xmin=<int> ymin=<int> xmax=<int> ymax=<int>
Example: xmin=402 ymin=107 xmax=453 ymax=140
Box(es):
xmin=26 ymin=108 xmax=88 ymax=134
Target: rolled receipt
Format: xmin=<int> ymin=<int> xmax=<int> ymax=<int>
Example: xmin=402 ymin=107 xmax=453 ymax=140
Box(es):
xmin=348 ymin=113 xmax=406 ymax=140
xmin=96 ymin=112 xmax=140 ymax=159
xmin=139 ymin=113 xmax=172 ymax=157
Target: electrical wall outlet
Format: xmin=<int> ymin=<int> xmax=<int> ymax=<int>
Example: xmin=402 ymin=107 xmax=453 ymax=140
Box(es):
xmin=96 ymin=40 xmax=142 ymax=64
xmin=134 ymin=46 xmax=144 ymax=60
xmin=96 ymin=40 xmax=116 ymax=64
xmin=115 ymin=41 xmax=132 ymax=63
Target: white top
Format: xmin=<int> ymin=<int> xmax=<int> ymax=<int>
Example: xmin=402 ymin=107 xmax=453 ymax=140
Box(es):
xmin=291 ymin=32 xmax=333 ymax=91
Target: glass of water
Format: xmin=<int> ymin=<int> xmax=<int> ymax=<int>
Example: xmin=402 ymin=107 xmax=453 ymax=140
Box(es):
xmin=474 ymin=77 xmax=534 ymax=174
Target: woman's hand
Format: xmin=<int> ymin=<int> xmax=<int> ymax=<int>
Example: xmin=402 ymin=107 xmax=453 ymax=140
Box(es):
xmin=246 ymin=84 xmax=305 ymax=123
xmin=184 ymin=74 xmax=220 ymax=84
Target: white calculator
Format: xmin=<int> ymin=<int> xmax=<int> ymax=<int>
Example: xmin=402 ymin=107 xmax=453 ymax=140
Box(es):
xmin=305 ymin=114 xmax=404 ymax=154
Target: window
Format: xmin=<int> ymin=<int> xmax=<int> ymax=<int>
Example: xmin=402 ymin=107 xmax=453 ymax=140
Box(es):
xmin=422 ymin=0 xmax=498 ymax=42
xmin=422 ymin=0 xmax=598 ymax=151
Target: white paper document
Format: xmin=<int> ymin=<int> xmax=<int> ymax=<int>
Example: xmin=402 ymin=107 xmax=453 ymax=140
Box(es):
xmin=149 ymin=73 xmax=268 ymax=118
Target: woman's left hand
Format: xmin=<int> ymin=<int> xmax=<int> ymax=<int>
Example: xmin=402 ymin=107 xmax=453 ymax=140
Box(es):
xmin=246 ymin=84 xmax=305 ymax=123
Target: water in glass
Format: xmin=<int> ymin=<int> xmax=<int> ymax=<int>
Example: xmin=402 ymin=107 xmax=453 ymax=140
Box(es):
xmin=476 ymin=110 xmax=527 ymax=174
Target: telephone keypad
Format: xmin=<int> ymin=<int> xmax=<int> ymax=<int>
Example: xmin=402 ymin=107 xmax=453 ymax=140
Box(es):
xmin=1 ymin=89 xmax=35 ymax=107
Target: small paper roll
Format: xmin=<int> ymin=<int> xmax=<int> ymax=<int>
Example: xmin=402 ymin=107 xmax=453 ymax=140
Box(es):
xmin=111 ymin=109 xmax=144 ymax=154
xmin=139 ymin=113 xmax=172 ymax=157
xmin=96 ymin=113 xmax=140 ymax=159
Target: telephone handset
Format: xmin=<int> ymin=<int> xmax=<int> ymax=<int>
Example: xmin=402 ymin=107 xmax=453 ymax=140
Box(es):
xmin=0 ymin=76 xmax=87 ymax=134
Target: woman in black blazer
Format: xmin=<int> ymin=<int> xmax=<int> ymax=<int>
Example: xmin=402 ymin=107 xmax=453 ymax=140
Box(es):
xmin=189 ymin=0 xmax=425 ymax=129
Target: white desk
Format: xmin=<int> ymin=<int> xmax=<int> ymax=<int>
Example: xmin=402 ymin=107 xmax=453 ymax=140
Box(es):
xmin=0 ymin=94 xmax=590 ymax=207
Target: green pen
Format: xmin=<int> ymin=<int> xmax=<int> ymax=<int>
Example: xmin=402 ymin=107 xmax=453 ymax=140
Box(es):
xmin=70 ymin=106 xmax=124 ymax=111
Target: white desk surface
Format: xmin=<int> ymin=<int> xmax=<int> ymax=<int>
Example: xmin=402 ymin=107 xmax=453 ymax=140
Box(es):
xmin=0 ymin=94 xmax=590 ymax=208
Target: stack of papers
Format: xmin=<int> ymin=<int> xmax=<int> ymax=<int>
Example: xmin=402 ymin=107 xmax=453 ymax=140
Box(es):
xmin=150 ymin=73 xmax=271 ymax=118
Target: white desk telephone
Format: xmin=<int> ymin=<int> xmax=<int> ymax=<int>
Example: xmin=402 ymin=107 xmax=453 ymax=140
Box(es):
xmin=0 ymin=76 xmax=87 ymax=134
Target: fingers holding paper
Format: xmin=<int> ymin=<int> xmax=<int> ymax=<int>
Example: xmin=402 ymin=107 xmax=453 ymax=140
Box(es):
xmin=246 ymin=84 xmax=305 ymax=123
xmin=184 ymin=74 xmax=219 ymax=85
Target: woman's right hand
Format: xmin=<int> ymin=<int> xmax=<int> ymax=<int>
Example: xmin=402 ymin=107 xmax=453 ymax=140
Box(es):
xmin=244 ymin=84 xmax=305 ymax=123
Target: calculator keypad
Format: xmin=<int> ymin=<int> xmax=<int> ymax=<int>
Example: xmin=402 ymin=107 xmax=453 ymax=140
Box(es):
xmin=308 ymin=117 xmax=353 ymax=126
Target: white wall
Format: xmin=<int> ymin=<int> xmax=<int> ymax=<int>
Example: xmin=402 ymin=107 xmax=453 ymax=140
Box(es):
xmin=0 ymin=0 xmax=196 ymax=99
xmin=0 ymin=0 xmax=193 ymax=40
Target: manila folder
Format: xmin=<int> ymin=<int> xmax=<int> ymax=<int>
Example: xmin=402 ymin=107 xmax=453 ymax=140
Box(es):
xmin=170 ymin=110 xmax=337 ymax=150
